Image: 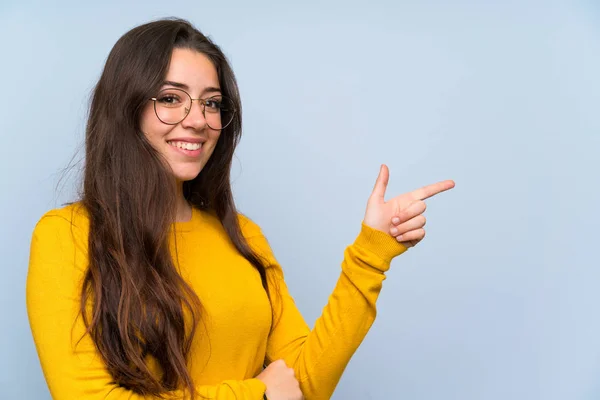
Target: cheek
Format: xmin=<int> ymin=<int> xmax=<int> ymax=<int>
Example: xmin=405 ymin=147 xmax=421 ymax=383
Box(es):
xmin=203 ymin=131 xmax=222 ymax=157
xmin=140 ymin=104 xmax=171 ymax=147
xmin=208 ymin=131 xmax=221 ymax=148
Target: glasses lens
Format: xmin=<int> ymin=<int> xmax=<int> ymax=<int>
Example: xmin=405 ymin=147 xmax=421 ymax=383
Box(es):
xmin=204 ymin=95 xmax=236 ymax=130
xmin=154 ymin=88 xmax=191 ymax=125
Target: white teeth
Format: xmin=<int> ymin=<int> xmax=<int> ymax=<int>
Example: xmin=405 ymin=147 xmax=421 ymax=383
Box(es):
xmin=168 ymin=141 xmax=202 ymax=151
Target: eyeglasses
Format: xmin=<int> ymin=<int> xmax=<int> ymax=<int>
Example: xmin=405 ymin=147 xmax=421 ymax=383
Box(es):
xmin=149 ymin=88 xmax=236 ymax=130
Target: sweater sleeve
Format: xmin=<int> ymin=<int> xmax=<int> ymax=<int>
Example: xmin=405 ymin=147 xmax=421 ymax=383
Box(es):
xmin=243 ymin=220 xmax=408 ymax=400
xmin=26 ymin=212 xmax=267 ymax=400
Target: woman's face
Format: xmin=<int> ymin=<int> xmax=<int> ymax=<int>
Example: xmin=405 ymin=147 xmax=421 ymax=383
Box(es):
xmin=140 ymin=48 xmax=222 ymax=183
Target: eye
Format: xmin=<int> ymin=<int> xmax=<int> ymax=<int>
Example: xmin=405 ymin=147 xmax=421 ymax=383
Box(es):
xmin=157 ymin=94 xmax=181 ymax=105
xmin=204 ymin=98 xmax=222 ymax=112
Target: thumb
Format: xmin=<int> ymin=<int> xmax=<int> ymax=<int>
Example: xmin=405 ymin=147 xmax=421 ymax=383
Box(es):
xmin=370 ymin=164 xmax=389 ymax=203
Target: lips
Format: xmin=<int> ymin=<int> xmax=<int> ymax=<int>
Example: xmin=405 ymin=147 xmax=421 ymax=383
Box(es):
xmin=167 ymin=140 xmax=202 ymax=151
xmin=166 ymin=140 xmax=203 ymax=157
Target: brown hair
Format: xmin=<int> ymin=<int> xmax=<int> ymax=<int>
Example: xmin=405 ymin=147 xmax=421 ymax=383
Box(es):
xmin=78 ymin=18 xmax=270 ymax=398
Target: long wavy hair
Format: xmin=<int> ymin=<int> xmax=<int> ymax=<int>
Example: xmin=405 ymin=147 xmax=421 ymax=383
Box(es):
xmin=78 ymin=18 xmax=270 ymax=398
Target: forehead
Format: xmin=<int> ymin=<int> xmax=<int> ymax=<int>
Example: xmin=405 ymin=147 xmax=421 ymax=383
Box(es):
xmin=164 ymin=48 xmax=219 ymax=92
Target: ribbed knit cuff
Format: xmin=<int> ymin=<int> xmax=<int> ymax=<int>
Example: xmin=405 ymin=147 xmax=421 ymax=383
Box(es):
xmin=353 ymin=222 xmax=408 ymax=264
xmin=247 ymin=378 xmax=267 ymax=398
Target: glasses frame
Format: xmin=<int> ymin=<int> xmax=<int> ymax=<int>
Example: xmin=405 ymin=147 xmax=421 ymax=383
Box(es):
xmin=149 ymin=88 xmax=236 ymax=130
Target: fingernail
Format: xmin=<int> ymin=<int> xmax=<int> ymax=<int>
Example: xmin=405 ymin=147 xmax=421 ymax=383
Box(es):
xmin=392 ymin=217 xmax=400 ymax=224
xmin=396 ymin=235 xmax=403 ymax=241
xmin=391 ymin=227 xmax=398 ymax=235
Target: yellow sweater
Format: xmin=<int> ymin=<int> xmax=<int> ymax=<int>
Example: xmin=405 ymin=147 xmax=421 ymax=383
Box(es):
xmin=26 ymin=203 xmax=407 ymax=399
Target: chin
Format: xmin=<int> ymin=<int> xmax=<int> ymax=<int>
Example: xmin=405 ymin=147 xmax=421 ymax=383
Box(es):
xmin=173 ymin=166 xmax=203 ymax=182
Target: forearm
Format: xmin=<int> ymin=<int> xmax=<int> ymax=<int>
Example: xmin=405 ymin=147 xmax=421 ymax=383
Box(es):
xmin=268 ymin=223 xmax=407 ymax=400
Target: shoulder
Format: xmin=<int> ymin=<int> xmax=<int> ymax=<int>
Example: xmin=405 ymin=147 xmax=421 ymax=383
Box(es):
xmin=34 ymin=202 xmax=89 ymax=230
xmin=237 ymin=212 xmax=265 ymax=238
xmin=236 ymin=212 xmax=280 ymax=263
xmin=27 ymin=203 xmax=90 ymax=303
xmin=32 ymin=202 xmax=89 ymax=247
xmin=28 ymin=203 xmax=91 ymax=289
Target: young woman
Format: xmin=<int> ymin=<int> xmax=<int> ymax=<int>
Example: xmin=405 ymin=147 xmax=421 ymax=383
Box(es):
xmin=26 ymin=18 xmax=454 ymax=400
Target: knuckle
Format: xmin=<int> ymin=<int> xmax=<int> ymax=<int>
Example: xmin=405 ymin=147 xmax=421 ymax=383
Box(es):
xmin=401 ymin=209 xmax=411 ymax=221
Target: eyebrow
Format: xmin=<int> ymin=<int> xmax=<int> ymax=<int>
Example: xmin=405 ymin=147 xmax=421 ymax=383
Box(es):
xmin=162 ymin=80 xmax=222 ymax=96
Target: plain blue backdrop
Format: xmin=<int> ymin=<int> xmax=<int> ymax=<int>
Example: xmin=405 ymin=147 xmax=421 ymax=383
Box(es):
xmin=1 ymin=0 xmax=599 ymax=399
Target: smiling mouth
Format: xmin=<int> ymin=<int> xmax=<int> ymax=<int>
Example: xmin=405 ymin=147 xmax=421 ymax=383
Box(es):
xmin=167 ymin=140 xmax=203 ymax=151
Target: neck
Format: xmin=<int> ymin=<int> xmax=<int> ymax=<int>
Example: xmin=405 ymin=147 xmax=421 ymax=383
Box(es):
xmin=175 ymin=181 xmax=192 ymax=222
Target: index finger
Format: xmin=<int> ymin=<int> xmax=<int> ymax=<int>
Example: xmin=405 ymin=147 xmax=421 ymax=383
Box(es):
xmin=410 ymin=180 xmax=455 ymax=200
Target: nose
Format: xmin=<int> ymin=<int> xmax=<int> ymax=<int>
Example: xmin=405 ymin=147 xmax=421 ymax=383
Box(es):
xmin=181 ymin=99 xmax=208 ymax=130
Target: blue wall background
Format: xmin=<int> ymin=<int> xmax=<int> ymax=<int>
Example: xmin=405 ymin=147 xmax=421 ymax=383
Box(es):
xmin=1 ymin=1 xmax=599 ymax=398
